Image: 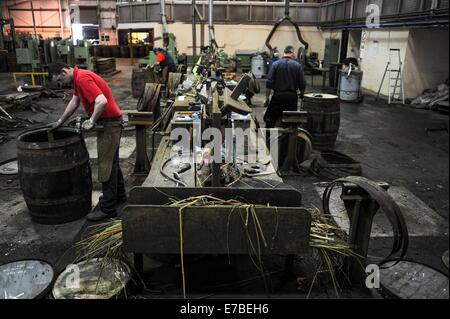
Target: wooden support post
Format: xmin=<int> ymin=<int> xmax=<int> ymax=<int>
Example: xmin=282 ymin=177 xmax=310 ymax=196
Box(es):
xmin=341 ymin=183 xmax=388 ymax=284
xmin=134 ymin=125 xmax=150 ymax=175
xmin=211 ymin=88 xmax=221 ymax=187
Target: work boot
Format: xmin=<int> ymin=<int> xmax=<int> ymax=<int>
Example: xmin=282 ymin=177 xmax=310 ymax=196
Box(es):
xmin=97 ymin=195 xmax=127 ymax=207
xmin=86 ymin=206 xmax=117 ymax=222
xmin=116 ymin=200 xmax=128 ymax=218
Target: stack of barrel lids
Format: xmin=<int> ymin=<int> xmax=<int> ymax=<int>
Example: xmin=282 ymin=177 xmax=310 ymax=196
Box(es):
xmin=17 ymin=127 xmax=92 ymax=225
xmin=0 ymin=260 xmax=54 ymax=299
xmin=52 ymin=258 xmax=131 ymax=299
xmin=93 ymin=57 xmax=118 ymax=75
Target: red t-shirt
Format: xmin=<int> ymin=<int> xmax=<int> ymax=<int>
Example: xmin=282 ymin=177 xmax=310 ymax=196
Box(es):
xmin=156 ymin=52 xmax=165 ymax=63
xmin=73 ymin=67 xmax=122 ymax=119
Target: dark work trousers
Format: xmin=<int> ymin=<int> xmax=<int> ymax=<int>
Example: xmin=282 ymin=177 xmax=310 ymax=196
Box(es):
xmin=100 ymin=146 xmax=127 ymax=215
xmin=264 ymin=91 xmax=298 ymax=128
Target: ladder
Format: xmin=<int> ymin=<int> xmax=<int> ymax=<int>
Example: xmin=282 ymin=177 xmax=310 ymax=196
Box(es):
xmin=376 ymin=49 xmax=405 ymax=105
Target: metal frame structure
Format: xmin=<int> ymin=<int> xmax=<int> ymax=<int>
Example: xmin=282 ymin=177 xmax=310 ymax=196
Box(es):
xmin=117 ymin=0 xmax=320 ymax=25
xmin=117 ymin=0 xmax=448 ymax=28
xmin=319 ymin=0 xmax=449 ymax=29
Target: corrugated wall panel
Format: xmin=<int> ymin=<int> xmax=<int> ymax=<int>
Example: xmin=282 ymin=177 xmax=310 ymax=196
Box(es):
xmin=400 ymin=0 xmax=421 ymax=14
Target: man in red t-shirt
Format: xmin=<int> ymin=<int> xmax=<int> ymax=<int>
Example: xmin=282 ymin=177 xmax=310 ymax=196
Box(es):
xmin=148 ymin=47 xmax=177 ymax=84
xmin=49 ymin=62 xmax=127 ymax=221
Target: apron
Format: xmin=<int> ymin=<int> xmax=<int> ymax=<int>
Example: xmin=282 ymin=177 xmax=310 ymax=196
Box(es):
xmin=96 ymin=118 xmax=123 ymax=183
xmin=264 ymin=91 xmax=298 ymax=126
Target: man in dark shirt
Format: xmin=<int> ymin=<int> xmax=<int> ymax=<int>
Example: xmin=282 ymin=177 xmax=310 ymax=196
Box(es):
xmin=264 ymin=45 xmax=306 ymax=128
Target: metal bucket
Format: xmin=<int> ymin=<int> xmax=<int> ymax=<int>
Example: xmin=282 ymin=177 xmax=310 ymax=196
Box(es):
xmin=251 ymin=54 xmax=265 ymax=79
xmin=339 ymin=70 xmax=363 ymax=102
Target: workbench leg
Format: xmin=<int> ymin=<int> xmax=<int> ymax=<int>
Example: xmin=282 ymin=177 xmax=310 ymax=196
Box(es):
xmin=132 ymin=253 xmax=146 ymax=293
xmin=134 ymin=253 xmax=144 ymax=277
xmin=283 ymin=255 xmax=295 ymax=281
xmin=134 ymin=125 xmax=150 ymax=175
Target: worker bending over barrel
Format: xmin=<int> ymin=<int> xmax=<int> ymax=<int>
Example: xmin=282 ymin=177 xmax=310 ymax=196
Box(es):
xmin=151 ymin=47 xmax=177 ymax=83
xmin=264 ymin=45 xmax=306 ymax=128
xmin=48 ymin=62 xmax=127 ymax=222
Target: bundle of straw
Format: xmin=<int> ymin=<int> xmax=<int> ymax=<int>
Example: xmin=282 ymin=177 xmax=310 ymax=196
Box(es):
xmin=75 ymin=221 xmax=123 ymax=263
xmin=74 ymin=196 xmax=359 ymax=298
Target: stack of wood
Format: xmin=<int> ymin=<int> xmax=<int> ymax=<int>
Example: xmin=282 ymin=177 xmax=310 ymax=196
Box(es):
xmin=93 ymin=58 xmax=121 ymax=76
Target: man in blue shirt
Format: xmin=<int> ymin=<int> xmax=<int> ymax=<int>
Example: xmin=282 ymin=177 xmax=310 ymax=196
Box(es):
xmin=264 ymin=45 xmax=306 ymax=128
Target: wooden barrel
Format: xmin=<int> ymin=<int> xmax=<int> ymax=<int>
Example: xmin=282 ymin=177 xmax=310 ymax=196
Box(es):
xmin=301 ymin=93 xmax=340 ymax=150
xmin=132 ymin=46 xmax=139 ymax=58
xmin=96 ymin=45 xmax=104 ymax=58
xmin=17 ymin=127 xmax=92 ymax=225
xmin=120 ymin=45 xmax=130 ymax=58
xmin=131 ymin=68 xmax=145 ymax=98
xmin=111 ymin=45 xmax=120 ymax=58
xmin=102 ymin=45 xmax=112 ymax=58
xmin=144 ymin=45 xmax=150 ymax=57
xmin=138 ymin=45 xmax=146 ymax=58
xmin=92 ymin=45 xmax=100 ymax=57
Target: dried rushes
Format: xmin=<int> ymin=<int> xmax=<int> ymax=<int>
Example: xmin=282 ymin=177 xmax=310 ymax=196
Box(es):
xmin=74 ymin=196 xmax=361 ymax=298
xmin=309 ymin=208 xmax=360 ymax=258
xmin=307 ymin=207 xmax=363 ymax=298
xmin=75 ymin=221 xmax=124 ymax=263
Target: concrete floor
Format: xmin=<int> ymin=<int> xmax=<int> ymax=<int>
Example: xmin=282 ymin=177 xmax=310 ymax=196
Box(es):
xmin=0 ymin=59 xmax=448 ymax=298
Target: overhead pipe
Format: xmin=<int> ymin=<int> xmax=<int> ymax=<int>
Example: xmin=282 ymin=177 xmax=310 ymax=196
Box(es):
xmin=265 ymin=0 xmax=310 ymax=54
xmin=58 ymin=0 xmax=64 ymax=38
xmin=195 ymin=6 xmax=205 ymax=49
xmin=208 ymin=0 xmax=217 ymax=48
xmin=192 ymin=0 xmax=196 ymax=61
xmin=30 ymin=1 xmax=37 ymax=39
xmin=160 ymin=0 xmax=169 ymax=48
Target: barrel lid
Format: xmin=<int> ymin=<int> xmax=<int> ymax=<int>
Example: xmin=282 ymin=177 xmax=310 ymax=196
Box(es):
xmin=0 ymin=260 xmax=54 ymax=299
xmin=304 ymin=93 xmax=339 ymax=100
xmin=0 ymin=160 xmax=18 ymax=175
xmin=52 ymin=258 xmax=131 ymax=299
xmin=340 ymin=69 xmax=363 ymax=75
xmin=380 ymin=260 xmax=449 ymax=299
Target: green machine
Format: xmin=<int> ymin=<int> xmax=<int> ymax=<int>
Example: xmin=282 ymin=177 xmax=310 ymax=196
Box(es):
xmin=54 ymin=39 xmax=74 ymax=66
xmin=15 ymin=36 xmax=41 ymax=72
xmin=217 ymin=49 xmax=236 ymax=72
xmin=74 ymin=40 xmax=93 ymax=71
xmin=235 ymin=50 xmax=255 ymax=73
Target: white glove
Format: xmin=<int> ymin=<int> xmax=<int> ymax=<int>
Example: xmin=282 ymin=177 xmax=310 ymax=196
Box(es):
xmin=49 ymin=118 xmax=63 ymax=131
xmin=81 ymin=118 xmax=95 ymax=131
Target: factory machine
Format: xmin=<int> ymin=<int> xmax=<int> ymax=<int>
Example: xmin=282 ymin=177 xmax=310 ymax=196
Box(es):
xmin=73 ymin=40 xmax=94 ymax=72
xmin=118 ymin=0 xmax=409 ymax=297
xmin=121 ymin=37 xmax=409 ymax=296
xmin=15 ymin=35 xmax=41 ymax=72
xmin=54 ymin=39 xmax=74 ymax=66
